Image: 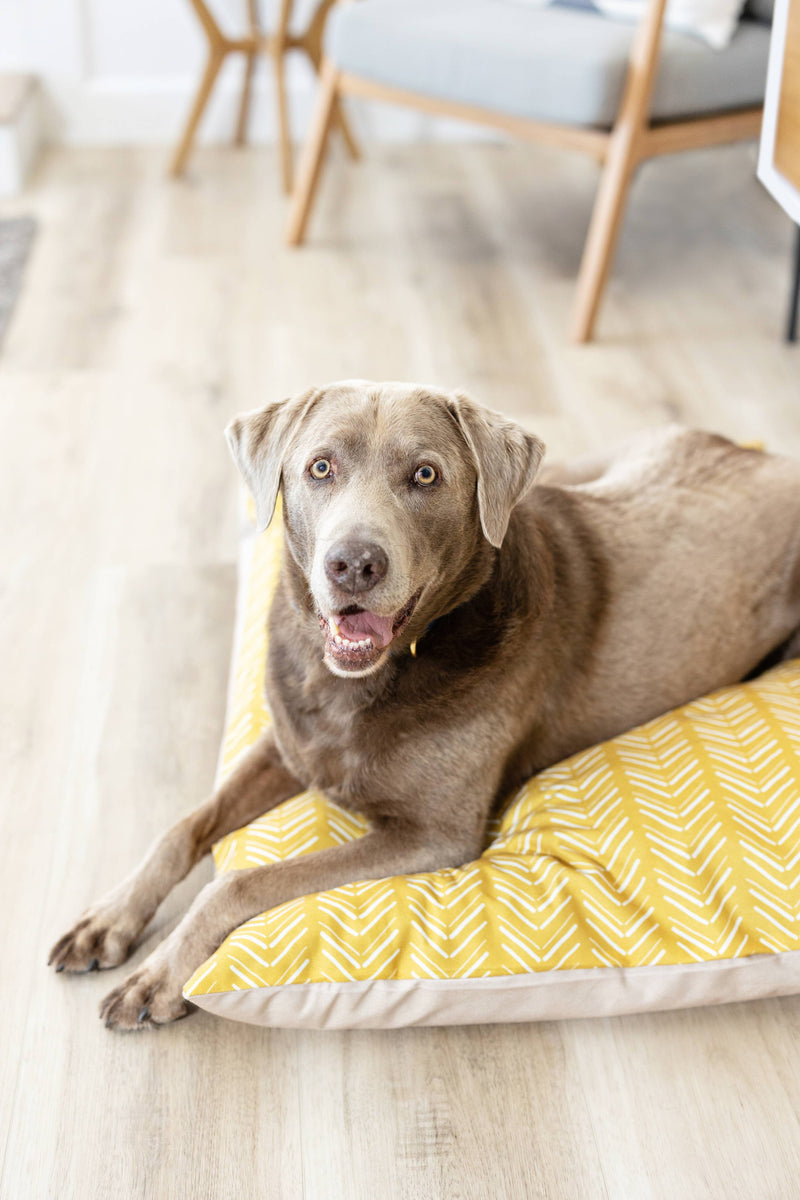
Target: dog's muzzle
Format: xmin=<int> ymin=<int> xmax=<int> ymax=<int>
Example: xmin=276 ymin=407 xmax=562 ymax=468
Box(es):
xmin=318 ymin=591 xmax=421 ymax=675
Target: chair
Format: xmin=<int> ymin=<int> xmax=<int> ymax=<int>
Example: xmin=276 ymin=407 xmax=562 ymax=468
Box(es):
xmin=285 ymin=0 xmax=772 ymax=340
xmin=169 ymin=0 xmax=359 ymax=192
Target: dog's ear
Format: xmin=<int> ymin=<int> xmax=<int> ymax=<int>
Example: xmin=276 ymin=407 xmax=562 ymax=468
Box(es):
xmin=225 ymin=390 xmax=318 ymax=531
xmin=447 ymin=392 xmax=545 ymax=548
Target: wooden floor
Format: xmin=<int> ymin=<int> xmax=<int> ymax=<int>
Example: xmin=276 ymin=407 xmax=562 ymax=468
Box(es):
xmin=1 ymin=142 xmax=799 ymax=1200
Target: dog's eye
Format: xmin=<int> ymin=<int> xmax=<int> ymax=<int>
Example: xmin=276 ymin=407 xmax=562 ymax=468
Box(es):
xmin=309 ymin=458 xmax=332 ymax=480
xmin=413 ymin=464 xmax=438 ymax=486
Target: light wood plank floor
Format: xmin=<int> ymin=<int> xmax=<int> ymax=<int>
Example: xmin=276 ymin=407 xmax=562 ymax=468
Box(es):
xmin=1 ymin=143 xmax=799 ymax=1200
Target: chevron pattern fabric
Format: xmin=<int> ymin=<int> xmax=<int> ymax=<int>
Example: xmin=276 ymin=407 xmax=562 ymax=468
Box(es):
xmin=184 ymin=513 xmax=800 ymax=1020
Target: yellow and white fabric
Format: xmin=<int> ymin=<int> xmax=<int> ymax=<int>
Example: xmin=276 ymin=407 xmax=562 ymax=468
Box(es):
xmin=184 ymin=514 xmax=800 ymax=1028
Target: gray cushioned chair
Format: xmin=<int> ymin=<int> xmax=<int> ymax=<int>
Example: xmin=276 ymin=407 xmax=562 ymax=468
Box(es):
xmin=286 ymin=0 xmax=772 ymax=340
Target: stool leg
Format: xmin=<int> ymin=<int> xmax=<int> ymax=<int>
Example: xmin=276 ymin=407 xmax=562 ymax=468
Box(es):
xmin=170 ymin=43 xmax=226 ymax=177
xmin=285 ymin=59 xmax=339 ymax=245
xmin=234 ymin=51 xmax=257 ymax=147
xmin=235 ymin=0 xmax=259 ymax=149
xmin=786 ymin=224 xmax=800 ymax=344
xmin=272 ymin=42 xmax=293 ymax=193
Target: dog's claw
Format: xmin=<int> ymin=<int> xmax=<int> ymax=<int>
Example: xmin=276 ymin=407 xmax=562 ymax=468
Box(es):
xmin=55 ymin=963 xmax=64 ymax=973
xmin=48 ymin=909 xmax=136 ymax=973
xmin=99 ymin=964 xmax=190 ymax=1031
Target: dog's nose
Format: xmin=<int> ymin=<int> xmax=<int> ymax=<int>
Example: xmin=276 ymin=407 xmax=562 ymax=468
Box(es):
xmin=324 ymin=540 xmax=388 ymax=594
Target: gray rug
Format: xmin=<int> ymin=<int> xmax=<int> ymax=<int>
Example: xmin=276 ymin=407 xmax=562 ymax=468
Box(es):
xmin=0 ymin=216 xmax=36 ymax=348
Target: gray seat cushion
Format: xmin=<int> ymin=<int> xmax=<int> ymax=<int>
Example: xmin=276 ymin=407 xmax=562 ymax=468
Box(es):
xmin=326 ymin=0 xmax=769 ymax=128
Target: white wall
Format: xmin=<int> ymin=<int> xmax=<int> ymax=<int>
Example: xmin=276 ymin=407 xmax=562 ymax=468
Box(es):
xmin=0 ymin=0 xmax=478 ymax=144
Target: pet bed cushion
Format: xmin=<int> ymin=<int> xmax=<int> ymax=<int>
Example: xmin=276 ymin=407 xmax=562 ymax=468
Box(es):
xmin=184 ymin=512 xmax=800 ymax=1028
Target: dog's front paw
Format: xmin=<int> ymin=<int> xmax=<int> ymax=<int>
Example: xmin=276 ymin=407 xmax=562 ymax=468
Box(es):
xmin=48 ymin=905 xmax=139 ymax=974
xmin=99 ymin=960 xmax=191 ymax=1031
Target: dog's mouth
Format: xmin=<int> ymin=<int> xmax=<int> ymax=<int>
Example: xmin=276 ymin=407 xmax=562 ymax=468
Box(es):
xmin=318 ymin=591 xmax=421 ymax=674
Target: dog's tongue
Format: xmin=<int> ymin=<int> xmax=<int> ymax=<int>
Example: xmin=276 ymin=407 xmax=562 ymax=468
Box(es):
xmin=338 ymin=610 xmax=394 ymax=648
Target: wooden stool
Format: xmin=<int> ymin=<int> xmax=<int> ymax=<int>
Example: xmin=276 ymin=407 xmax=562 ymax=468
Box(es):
xmin=170 ymin=0 xmax=359 ymax=192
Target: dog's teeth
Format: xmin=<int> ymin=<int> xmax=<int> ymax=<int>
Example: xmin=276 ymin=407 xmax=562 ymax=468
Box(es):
xmin=329 ymin=630 xmax=374 ymax=653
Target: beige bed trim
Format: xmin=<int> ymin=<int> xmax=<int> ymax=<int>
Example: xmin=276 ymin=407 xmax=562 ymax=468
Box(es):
xmin=187 ymin=951 xmax=800 ymax=1029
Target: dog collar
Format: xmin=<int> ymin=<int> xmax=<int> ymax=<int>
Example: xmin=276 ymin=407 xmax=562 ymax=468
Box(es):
xmin=409 ymin=618 xmax=438 ymax=658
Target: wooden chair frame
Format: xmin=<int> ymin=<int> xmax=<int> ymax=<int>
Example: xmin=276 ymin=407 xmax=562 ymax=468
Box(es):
xmin=285 ymin=0 xmax=763 ymax=340
xmin=170 ymin=0 xmax=359 ymax=192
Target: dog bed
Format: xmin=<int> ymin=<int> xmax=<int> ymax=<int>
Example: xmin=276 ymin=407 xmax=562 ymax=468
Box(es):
xmin=183 ymin=511 xmax=800 ymax=1028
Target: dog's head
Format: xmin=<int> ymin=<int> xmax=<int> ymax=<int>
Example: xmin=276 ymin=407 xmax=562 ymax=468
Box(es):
xmin=226 ymin=381 xmax=544 ymax=678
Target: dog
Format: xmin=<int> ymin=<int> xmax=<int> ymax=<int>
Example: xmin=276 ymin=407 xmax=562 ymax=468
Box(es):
xmin=49 ymin=381 xmax=800 ymax=1029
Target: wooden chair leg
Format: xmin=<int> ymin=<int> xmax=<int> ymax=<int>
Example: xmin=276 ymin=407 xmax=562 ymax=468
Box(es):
xmin=300 ymin=0 xmax=359 ymax=161
xmin=571 ymin=132 xmax=639 ymax=342
xmin=285 ymin=60 xmax=340 ymax=245
xmin=273 ymin=43 xmax=294 ymax=193
xmin=333 ymin=98 xmax=360 ymax=160
xmin=571 ymin=0 xmax=668 ymax=340
xmin=234 ymin=51 xmax=257 ymax=147
xmin=170 ymin=44 xmax=226 ymax=177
